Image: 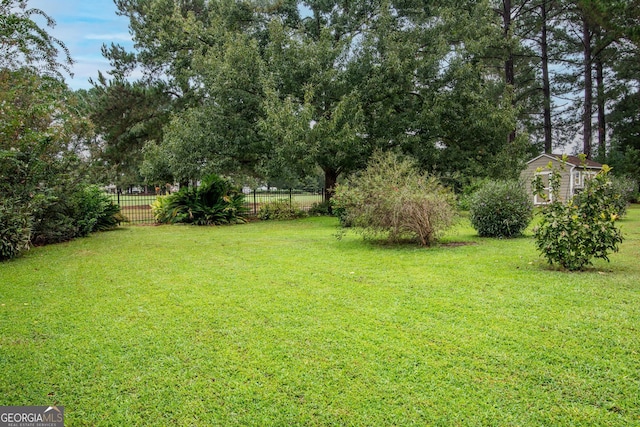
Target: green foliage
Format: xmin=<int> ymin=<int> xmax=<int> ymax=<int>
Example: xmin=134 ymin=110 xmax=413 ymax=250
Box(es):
xmin=457 ymin=178 xmax=491 ymax=211
xmin=0 ymin=198 xmax=31 ymax=261
xmin=573 ymin=173 xmax=636 ymax=218
xmin=30 ymin=192 xmax=80 ymax=245
xmin=533 ymin=161 xmax=624 ymax=271
xmin=258 ymin=200 xmax=308 ymax=220
xmin=605 ymin=175 xmax=637 ymax=216
xmin=308 ymin=201 xmax=332 ymax=216
xmin=152 ymin=175 xmax=246 ymax=225
xmin=89 ymin=77 xmax=171 ymax=186
xmin=75 ymin=186 xmax=124 ymax=234
xmin=333 ymin=151 xmax=456 ymax=246
xmin=0 ymin=0 xmax=73 ymax=77
xmin=29 ymin=185 xmax=123 ymax=246
xmin=469 ymin=180 xmax=533 ymax=238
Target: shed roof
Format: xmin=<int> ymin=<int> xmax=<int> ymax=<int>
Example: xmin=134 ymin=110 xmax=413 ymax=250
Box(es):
xmin=528 ymin=153 xmax=603 ymax=169
xmin=552 ymin=154 xmax=602 ymax=168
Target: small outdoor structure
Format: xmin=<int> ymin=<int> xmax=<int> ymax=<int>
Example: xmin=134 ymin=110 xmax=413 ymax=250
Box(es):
xmin=521 ymin=154 xmax=603 ymax=205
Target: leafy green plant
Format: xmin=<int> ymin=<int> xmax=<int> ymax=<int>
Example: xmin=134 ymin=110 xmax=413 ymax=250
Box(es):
xmin=151 ymin=174 xmax=246 ymax=225
xmin=333 ymin=151 xmax=456 ymax=246
xmin=308 ymin=200 xmax=331 ymax=216
xmin=30 ymin=191 xmax=80 ymax=245
xmin=75 ymin=185 xmax=124 ymax=236
xmin=603 ymin=175 xmax=636 ymax=217
xmin=469 ymin=180 xmax=532 ymax=238
xmin=258 ymin=200 xmax=307 ymax=220
xmin=0 ymin=198 xmax=32 ymax=261
xmin=29 ymin=185 xmax=124 ymax=245
xmin=533 ymin=159 xmax=623 ymax=270
xmin=457 ymin=178 xmax=490 ymax=211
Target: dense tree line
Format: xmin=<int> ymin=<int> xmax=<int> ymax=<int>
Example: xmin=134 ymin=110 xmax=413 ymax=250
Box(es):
xmin=83 ymin=0 xmax=638 ymax=194
xmin=3 ymin=0 xmax=639 ymax=199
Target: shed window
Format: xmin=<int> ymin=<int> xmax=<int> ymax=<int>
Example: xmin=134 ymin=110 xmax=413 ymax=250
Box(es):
xmin=573 ymin=171 xmax=597 ymax=190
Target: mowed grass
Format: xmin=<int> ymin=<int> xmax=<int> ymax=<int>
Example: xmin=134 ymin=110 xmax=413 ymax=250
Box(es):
xmin=1 ymin=207 xmax=639 ymax=426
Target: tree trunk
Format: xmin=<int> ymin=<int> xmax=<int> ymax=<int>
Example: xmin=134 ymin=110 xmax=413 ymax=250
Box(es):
xmin=596 ymin=51 xmax=606 ymax=161
xmin=323 ymin=167 xmax=339 ymax=204
xmin=503 ymin=0 xmax=517 ymax=144
xmin=583 ymin=16 xmax=593 ymax=159
xmin=541 ymin=0 xmax=553 ymax=154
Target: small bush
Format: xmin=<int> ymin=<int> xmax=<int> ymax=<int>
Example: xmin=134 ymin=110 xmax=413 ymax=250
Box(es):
xmin=469 ymin=180 xmax=532 ymax=238
xmin=308 ymin=200 xmax=332 ymax=216
xmin=533 ymin=162 xmax=623 ymax=271
xmin=152 ymin=174 xmax=246 ymax=225
xmin=332 ymin=151 xmax=456 ymax=246
xmin=0 ymin=198 xmax=32 ymax=261
xmin=258 ymin=200 xmax=307 ymax=220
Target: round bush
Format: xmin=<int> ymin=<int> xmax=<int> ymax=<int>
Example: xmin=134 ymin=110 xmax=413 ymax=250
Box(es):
xmin=469 ymin=180 xmax=532 ymax=238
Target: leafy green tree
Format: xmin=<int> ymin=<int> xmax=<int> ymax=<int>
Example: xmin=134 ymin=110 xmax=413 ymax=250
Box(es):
xmin=89 ymin=74 xmax=172 ymax=187
xmin=0 ymin=0 xmax=72 ymax=76
xmin=148 ymin=32 xmax=269 ymax=184
xmin=0 ymin=2 xmax=123 ymax=259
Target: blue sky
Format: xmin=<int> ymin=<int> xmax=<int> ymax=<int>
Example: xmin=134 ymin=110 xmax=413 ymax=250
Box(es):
xmin=28 ymin=0 xmax=135 ymax=90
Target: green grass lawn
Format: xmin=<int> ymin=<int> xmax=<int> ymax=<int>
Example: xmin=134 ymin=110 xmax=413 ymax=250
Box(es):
xmin=1 ymin=207 xmax=639 ymax=426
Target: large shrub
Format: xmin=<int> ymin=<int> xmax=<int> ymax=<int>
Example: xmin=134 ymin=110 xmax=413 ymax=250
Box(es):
xmin=332 ymin=151 xmax=456 ymax=246
xmin=469 ymin=180 xmax=532 ymax=238
xmin=0 ymin=198 xmax=32 ymax=261
xmin=533 ymin=162 xmax=623 ymax=271
xmin=30 ymin=186 xmax=123 ymax=245
xmin=152 ymin=174 xmax=246 ymax=225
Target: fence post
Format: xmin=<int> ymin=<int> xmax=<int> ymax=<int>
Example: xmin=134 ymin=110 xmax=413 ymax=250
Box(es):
xmin=289 ymin=188 xmax=293 ymax=209
xmin=253 ymin=190 xmax=257 ymax=215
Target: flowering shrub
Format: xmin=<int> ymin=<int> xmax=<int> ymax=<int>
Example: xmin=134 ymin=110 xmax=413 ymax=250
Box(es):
xmin=532 ymin=159 xmax=623 ymax=271
xmin=469 ymin=180 xmax=532 ymax=238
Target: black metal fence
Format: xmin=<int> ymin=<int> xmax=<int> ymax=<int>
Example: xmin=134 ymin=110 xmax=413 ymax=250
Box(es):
xmin=109 ymin=189 xmax=325 ymax=224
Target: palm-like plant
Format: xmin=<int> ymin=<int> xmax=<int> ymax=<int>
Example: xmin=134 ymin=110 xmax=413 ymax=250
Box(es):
xmin=152 ymin=175 xmax=247 ymax=225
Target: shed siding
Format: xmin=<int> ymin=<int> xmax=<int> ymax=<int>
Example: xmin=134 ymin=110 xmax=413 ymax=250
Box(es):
xmin=521 ymin=155 xmax=574 ymax=204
